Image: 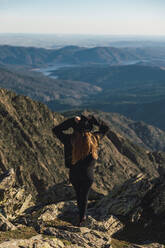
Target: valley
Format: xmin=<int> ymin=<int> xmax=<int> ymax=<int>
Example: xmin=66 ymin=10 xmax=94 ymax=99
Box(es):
xmin=0 ymin=44 xmax=165 ymax=130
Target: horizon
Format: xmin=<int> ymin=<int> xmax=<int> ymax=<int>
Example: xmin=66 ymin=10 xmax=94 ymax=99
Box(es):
xmin=0 ymin=32 xmax=165 ymax=49
xmin=1 ymin=33 xmax=165 ymax=37
xmin=1 ymin=0 xmax=165 ymax=36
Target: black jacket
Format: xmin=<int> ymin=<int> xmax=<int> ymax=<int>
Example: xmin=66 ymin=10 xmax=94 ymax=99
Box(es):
xmin=52 ymin=116 xmax=109 ymax=170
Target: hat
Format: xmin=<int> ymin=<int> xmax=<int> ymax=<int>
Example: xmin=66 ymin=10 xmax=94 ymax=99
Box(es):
xmin=74 ymin=114 xmax=93 ymax=132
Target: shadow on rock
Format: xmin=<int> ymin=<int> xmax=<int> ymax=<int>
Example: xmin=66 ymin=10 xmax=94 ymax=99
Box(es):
xmin=112 ymin=214 xmax=165 ymax=245
xmin=32 ymin=180 xmax=104 ymax=206
xmin=108 ymin=174 xmax=165 ymax=245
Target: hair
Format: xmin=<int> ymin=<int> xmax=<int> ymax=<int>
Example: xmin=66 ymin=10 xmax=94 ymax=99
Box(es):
xmin=71 ymin=131 xmax=100 ymax=165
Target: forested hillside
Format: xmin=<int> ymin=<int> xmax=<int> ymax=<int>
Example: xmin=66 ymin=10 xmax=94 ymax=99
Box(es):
xmin=53 ymin=64 xmax=165 ymax=130
xmin=0 ymin=66 xmax=101 ymax=109
xmin=1 ymin=45 xmax=165 ymax=67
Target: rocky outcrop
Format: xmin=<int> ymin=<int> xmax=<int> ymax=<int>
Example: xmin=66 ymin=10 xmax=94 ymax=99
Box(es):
xmin=0 ymin=168 xmax=123 ymax=247
xmin=0 ymin=169 xmax=35 ymax=220
xmin=1 ymin=89 xmax=165 ymax=247
xmin=0 ymin=89 xmax=67 ymax=199
xmin=95 ymin=173 xmax=165 ymax=246
xmin=0 ymin=168 xmax=165 ymax=247
xmin=0 ymin=214 xmax=16 ymax=232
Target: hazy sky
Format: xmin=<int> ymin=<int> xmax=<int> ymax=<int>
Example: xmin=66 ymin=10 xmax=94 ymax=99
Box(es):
xmin=0 ymin=0 xmax=165 ymax=35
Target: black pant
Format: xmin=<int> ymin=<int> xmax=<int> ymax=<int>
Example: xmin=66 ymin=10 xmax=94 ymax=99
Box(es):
xmin=71 ymin=179 xmax=93 ymax=222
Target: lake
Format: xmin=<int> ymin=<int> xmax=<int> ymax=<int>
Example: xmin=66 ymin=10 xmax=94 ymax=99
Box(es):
xmin=33 ymin=64 xmax=75 ymax=79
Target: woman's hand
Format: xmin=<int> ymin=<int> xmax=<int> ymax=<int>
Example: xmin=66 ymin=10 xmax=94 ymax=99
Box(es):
xmin=75 ymin=116 xmax=81 ymax=123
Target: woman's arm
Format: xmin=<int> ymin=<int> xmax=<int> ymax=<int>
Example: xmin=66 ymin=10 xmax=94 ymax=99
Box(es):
xmin=90 ymin=115 xmax=109 ymax=139
xmin=52 ymin=117 xmax=76 ymax=143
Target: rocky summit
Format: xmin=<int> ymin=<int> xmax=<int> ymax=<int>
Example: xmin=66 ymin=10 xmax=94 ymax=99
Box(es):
xmin=0 ymin=88 xmax=165 ymax=247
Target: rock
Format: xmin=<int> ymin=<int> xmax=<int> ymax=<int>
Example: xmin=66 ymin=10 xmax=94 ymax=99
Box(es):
xmin=0 ymin=213 xmax=16 ymax=231
xmin=94 ymin=173 xmax=165 ymax=246
xmin=35 ymin=202 xmax=123 ymax=248
xmin=94 ymin=173 xmax=153 ymax=218
xmin=80 ymin=215 xmax=123 ymax=236
xmin=0 ymin=172 xmax=165 ymax=247
xmin=0 ymin=170 xmax=35 ymax=219
xmin=42 ymin=225 xmax=110 ymax=248
xmin=0 ymin=169 xmax=15 ymax=190
xmin=40 ymin=183 xmax=103 ymax=205
xmin=111 ymin=239 xmax=164 ymax=248
xmin=37 ymin=201 xmax=78 ymax=223
xmin=0 ymin=234 xmax=65 ymax=248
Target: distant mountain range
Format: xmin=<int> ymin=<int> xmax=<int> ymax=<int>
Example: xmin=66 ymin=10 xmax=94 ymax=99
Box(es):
xmin=1 ymin=45 xmax=165 ymax=131
xmin=1 ymin=45 xmax=165 ymax=67
xmin=0 ymin=45 xmax=51 ymax=66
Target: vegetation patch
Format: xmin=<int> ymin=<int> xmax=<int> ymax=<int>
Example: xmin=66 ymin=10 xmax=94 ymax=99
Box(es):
xmin=111 ymin=238 xmax=132 ymax=248
xmin=0 ymin=226 xmax=37 ymax=243
xmin=61 ymin=239 xmax=72 ymax=246
xmin=43 ymin=218 xmax=72 ymax=228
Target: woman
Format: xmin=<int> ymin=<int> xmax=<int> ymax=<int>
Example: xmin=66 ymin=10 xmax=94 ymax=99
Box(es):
xmin=52 ymin=114 xmax=109 ymax=226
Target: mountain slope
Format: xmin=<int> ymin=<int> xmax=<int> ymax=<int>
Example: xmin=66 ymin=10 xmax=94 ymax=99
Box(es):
xmin=53 ymin=64 xmax=165 ymax=90
xmin=82 ymin=110 xmax=165 ymax=152
xmin=1 ymin=45 xmax=165 ymax=67
xmin=0 ymin=45 xmax=51 ymax=66
xmin=90 ymin=98 xmax=165 ymax=131
xmin=1 ymin=89 xmax=165 ymax=246
xmin=0 ymin=88 xmax=66 ymax=197
xmin=1 ymin=89 xmax=165 ymax=199
xmin=0 ymin=66 xmax=101 ymax=109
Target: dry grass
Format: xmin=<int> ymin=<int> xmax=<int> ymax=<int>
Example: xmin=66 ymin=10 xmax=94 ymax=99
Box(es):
xmin=0 ymin=226 xmax=37 ymax=243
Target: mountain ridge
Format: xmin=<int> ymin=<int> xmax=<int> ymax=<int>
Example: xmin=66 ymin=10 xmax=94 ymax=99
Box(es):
xmin=1 ymin=45 xmax=165 ymax=67
xmin=0 ymin=88 xmax=165 ymax=197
